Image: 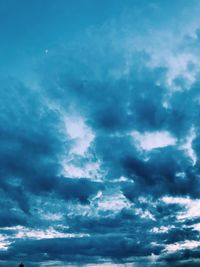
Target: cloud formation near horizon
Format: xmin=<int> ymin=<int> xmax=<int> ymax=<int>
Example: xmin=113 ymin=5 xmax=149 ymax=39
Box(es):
xmin=0 ymin=0 xmax=200 ymax=266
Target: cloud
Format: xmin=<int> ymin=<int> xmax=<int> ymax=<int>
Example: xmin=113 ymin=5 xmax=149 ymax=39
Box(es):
xmin=132 ymin=131 xmax=177 ymax=150
xmin=1 ymin=1 xmax=200 ymax=266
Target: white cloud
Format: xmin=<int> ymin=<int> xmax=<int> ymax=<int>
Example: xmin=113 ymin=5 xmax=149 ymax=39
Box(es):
xmin=134 ymin=208 xmax=155 ymax=221
xmin=165 ymin=240 xmax=200 ymax=253
xmin=62 ymin=161 xmax=102 ymax=181
xmin=154 ymin=52 xmax=200 ymax=90
xmin=192 ymin=223 xmax=200 ymax=232
xmin=180 ymin=127 xmax=197 ymax=165
xmin=60 ymin=114 xmax=104 ymax=181
xmin=1 ymin=226 xmax=89 ymax=241
xmin=0 ymin=235 xmax=11 ymax=250
xmin=109 ymin=176 xmax=130 ymax=183
xmin=132 ymin=131 xmax=177 ymax=151
xmin=96 ymin=189 xmax=131 ymax=212
xmin=163 ymin=196 xmax=200 ymax=220
xmin=151 ymin=226 xmax=174 ymax=234
xmin=41 ymin=212 xmax=64 ymax=221
xmin=64 ymin=116 xmax=95 ymax=156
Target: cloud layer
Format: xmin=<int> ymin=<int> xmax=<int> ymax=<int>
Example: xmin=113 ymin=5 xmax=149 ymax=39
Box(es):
xmin=1 ymin=0 xmax=200 ymax=266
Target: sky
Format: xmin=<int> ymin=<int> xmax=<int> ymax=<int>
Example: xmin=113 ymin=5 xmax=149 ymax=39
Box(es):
xmin=1 ymin=0 xmax=200 ymax=266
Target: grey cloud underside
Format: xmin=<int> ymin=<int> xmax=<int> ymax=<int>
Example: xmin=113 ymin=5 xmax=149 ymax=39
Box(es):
xmin=1 ymin=2 xmax=200 ymax=266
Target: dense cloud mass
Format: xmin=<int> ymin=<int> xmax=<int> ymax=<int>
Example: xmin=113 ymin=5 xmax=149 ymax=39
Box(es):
xmin=1 ymin=0 xmax=200 ymax=266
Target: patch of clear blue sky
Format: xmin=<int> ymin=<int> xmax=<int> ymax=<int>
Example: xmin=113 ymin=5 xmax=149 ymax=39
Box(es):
xmin=0 ymin=0 xmax=198 ymax=78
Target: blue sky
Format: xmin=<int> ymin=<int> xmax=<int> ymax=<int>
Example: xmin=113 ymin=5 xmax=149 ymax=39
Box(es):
xmin=1 ymin=1 xmax=200 ymax=266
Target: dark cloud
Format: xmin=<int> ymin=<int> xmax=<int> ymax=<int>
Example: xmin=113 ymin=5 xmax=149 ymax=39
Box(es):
xmin=0 ymin=79 xmax=102 ymax=210
xmin=162 ymin=249 xmax=200 ymax=267
xmin=1 ymin=1 xmax=200 ymax=266
xmin=2 ymin=50 xmax=200 ymax=266
xmin=2 ymin=235 xmax=162 ymax=263
xmin=0 ymin=209 xmax=27 ymax=227
xmin=56 ymin=177 xmax=103 ymax=204
xmin=121 ymin=146 xmax=200 ymax=199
